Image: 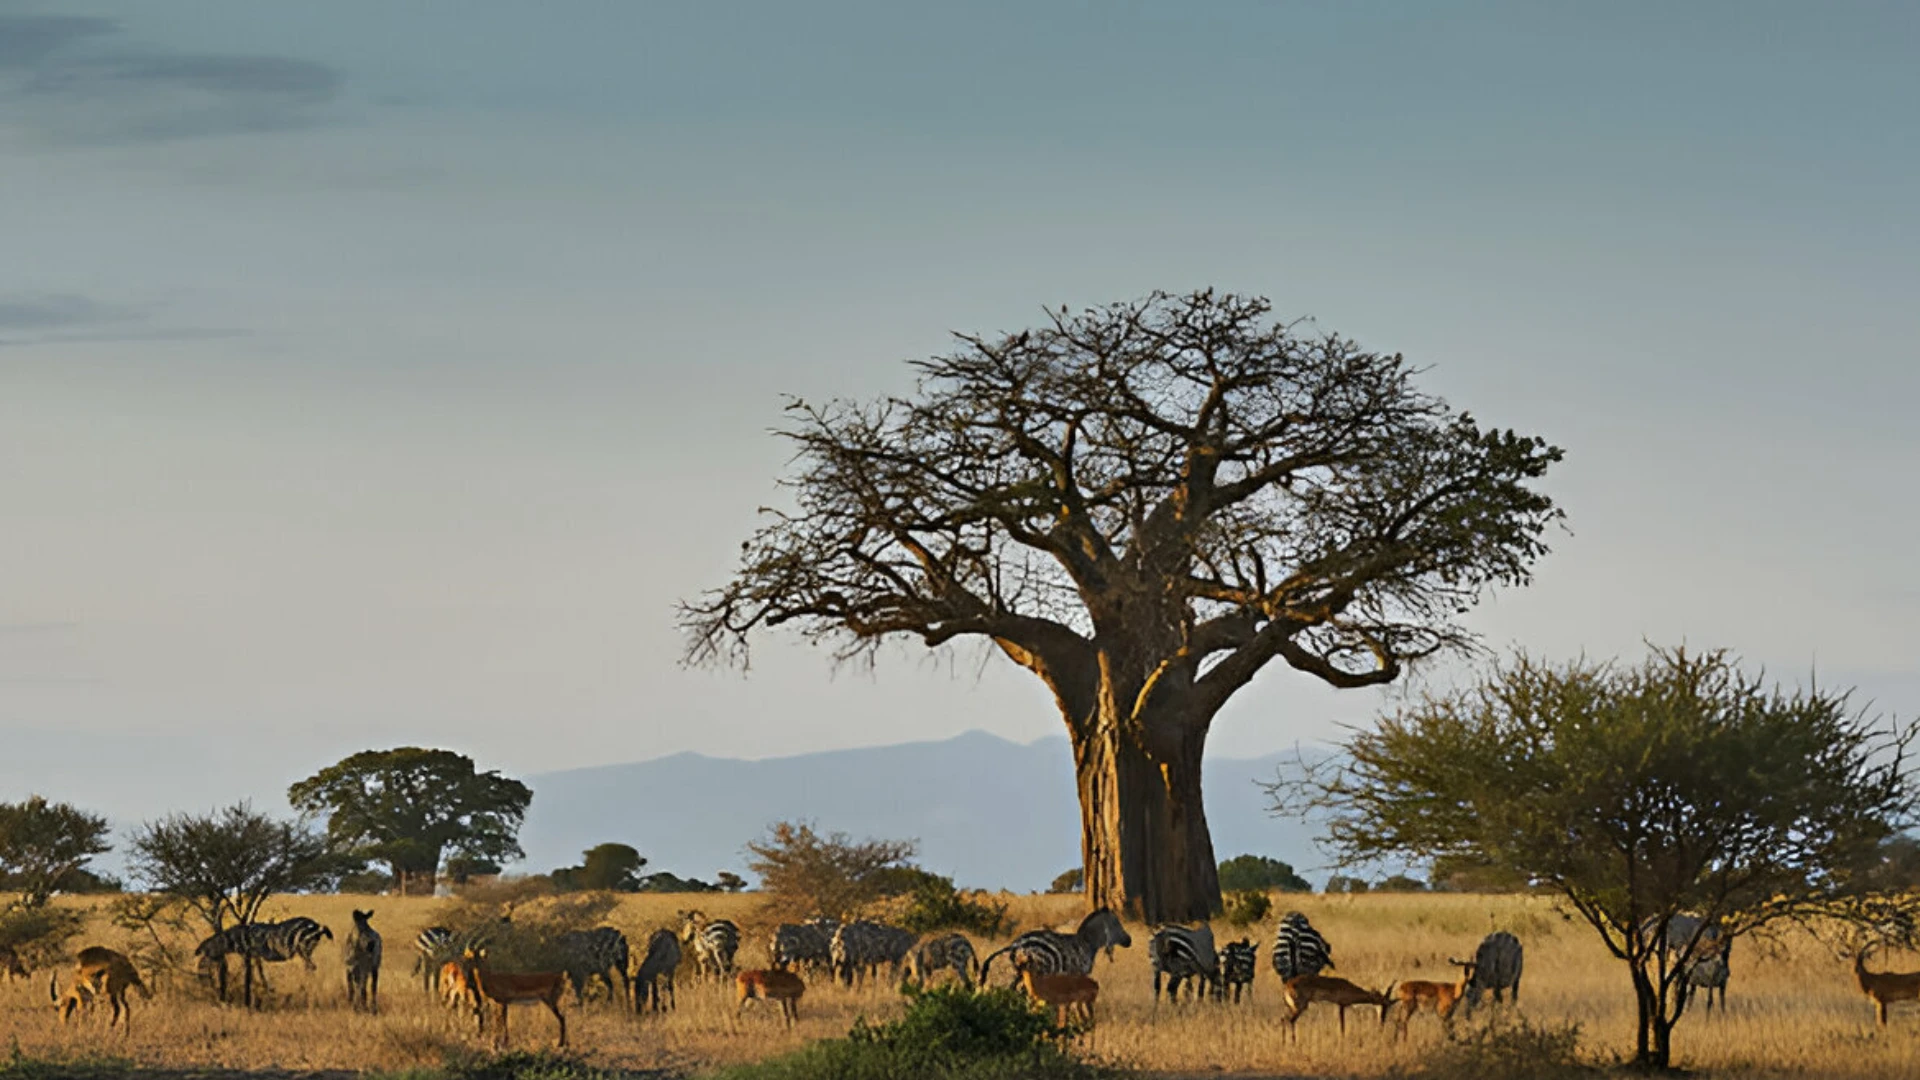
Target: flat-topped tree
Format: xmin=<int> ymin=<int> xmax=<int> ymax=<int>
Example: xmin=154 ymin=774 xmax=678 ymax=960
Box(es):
xmin=681 ymin=290 xmax=1562 ymax=922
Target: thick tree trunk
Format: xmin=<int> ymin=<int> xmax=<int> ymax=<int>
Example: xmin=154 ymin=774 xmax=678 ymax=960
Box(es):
xmin=1073 ymin=708 xmax=1220 ymax=923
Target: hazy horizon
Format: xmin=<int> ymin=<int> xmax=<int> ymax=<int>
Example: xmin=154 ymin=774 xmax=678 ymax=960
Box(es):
xmin=4 ymin=2 xmax=1916 ymax=833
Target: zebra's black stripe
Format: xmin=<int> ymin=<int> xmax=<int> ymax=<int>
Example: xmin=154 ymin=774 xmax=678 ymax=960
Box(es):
xmin=979 ymin=908 xmax=1131 ymax=983
xmin=1220 ymin=938 xmax=1258 ymax=1003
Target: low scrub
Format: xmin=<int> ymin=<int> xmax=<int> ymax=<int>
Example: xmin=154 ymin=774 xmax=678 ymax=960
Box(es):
xmin=1395 ymin=1018 xmax=1595 ymax=1080
xmin=1221 ymin=889 xmax=1272 ymax=928
xmin=712 ymin=984 xmax=1118 ymax=1080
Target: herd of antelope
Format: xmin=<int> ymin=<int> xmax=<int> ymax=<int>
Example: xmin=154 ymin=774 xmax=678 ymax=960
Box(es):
xmin=12 ymin=904 xmax=1920 ymax=1050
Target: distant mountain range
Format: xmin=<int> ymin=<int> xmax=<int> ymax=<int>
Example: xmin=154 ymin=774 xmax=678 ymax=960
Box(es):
xmin=519 ymin=729 xmax=1325 ymax=893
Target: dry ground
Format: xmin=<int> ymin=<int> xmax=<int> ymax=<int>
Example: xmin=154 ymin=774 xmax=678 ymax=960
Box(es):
xmin=2 ymin=891 xmax=1917 ymax=1077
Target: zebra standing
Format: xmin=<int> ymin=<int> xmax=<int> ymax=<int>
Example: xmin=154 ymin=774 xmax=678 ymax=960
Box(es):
xmin=1271 ymin=912 xmax=1334 ymax=980
xmin=902 ymin=933 xmax=977 ymax=989
xmin=770 ymin=919 xmax=838 ymax=975
xmin=414 ymin=927 xmax=457 ymax=993
xmin=633 ymin=928 xmax=681 ymax=1014
xmin=979 ymin=907 xmax=1132 ymax=984
xmin=1678 ymin=947 xmax=1730 ymax=1013
xmin=1149 ymin=924 xmax=1219 ymax=1003
xmin=1220 ymin=938 xmax=1258 ymax=1003
xmin=556 ymin=927 xmax=630 ymax=1007
xmin=679 ymin=910 xmax=741 ymax=980
xmin=829 ymin=920 xmax=917 ymax=987
xmin=1455 ymin=931 xmax=1523 ymax=1013
xmin=1643 ymin=914 xmax=1730 ymax=1010
xmin=344 ymin=909 xmax=382 ymax=1014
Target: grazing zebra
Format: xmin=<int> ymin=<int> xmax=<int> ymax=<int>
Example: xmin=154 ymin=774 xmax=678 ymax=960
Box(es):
xmin=1272 ymin=912 xmax=1334 ymax=980
xmin=414 ymin=927 xmax=457 ymax=993
xmin=195 ymin=916 xmax=334 ymax=997
xmin=829 ymin=919 xmax=917 ymax=987
xmin=902 ymin=933 xmax=977 ymax=989
xmin=344 ymin=909 xmax=382 ymax=1014
xmin=980 ymin=907 xmax=1132 ymax=984
xmin=679 ymin=911 xmax=741 ymax=980
xmin=633 ymin=928 xmax=681 ymax=1013
xmin=1220 ymin=938 xmax=1258 ymax=1003
xmin=556 ymin=926 xmax=630 ymax=1007
xmin=769 ymin=920 xmax=838 ymax=975
xmin=1454 ymin=931 xmax=1523 ymax=1013
xmin=1150 ymin=924 xmax=1219 ymax=1002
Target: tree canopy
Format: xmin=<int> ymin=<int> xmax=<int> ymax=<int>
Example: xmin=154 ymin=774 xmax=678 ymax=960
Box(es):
xmin=1288 ymin=646 xmax=1920 ymax=1069
xmin=1216 ymin=854 xmax=1311 ymax=893
xmin=551 ymin=842 xmax=648 ymax=892
xmin=745 ymin=820 xmax=918 ymax=921
xmin=287 ymin=747 xmax=532 ymax=895
xmin=684 ymin=290 xmax=1562 ymax=920
xmin=0 ymin=795 xmax=112 ymax=908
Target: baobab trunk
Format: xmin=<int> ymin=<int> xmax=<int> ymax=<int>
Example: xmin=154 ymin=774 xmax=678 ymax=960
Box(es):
xmin=1073 ymin=709 xmax=1220 ymax=923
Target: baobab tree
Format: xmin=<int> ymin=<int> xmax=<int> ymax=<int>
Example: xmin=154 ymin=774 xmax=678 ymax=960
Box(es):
xmin=681 ymin=290 xmax=1562 ymax=921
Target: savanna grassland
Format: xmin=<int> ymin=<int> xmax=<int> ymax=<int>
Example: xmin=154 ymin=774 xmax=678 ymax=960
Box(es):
xmin=2 ymin=891 xmax=1915 ymax=1078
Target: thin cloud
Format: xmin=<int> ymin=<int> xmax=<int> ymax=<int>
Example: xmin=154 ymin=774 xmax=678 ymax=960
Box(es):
xmin=0 ymin=294 xmax=132 ymax=331
xmin=0 ymin=13 xmax=342 ymax=145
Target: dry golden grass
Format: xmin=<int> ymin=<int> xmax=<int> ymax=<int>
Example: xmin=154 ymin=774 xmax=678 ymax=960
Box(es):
xmin=3 ymin=890 xmax=1917 ymax=1077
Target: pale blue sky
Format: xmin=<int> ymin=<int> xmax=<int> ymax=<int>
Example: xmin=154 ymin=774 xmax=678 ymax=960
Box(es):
xmin=2 ymin=1 xmax=1916 ymax=825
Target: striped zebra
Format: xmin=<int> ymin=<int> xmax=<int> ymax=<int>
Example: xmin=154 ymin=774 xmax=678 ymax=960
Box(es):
xmin=1220 ymin=938 xmax=1258 ymax=1003
xmin=1271 ymin=912 xmax=1333 ymax=980
xmin=1454 ymin=931 xmax=1523 ymax=1012
xmin=633 ymin=928 xmax=681 ymax=1013
xmin=194 ymin=917 xmax=332 ymax=1000
xmin=980 ymin=907 xmax=1132 ymax=984
xmin=829 ymin=919 xmax=917 ymax=987
xmin=413 ymin=927 xmax=457 ymax=993
xmin=1678 ymin=947 xmax=1730 ymax=1013
xmin=1149 ymin=924 xmax=1219 ymax=1002
xmin=1641 ymin=914 xmax=1731 ymax=1010
xmin=556 ymin=926 xmax=631 ymax=1007
xmin=902 ymin=933 xmax=977 ymax=989
xmin=344 ymin=909 xmax=382 ymax=1014
xmin=679 ymin=910 xmax=741 ymax=980
xmin=769 ymin=919 xmax=838 ymax=975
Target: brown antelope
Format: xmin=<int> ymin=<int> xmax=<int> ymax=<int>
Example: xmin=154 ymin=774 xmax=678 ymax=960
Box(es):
xmin=1853 ymin=947 xmax=1920 ymax=1028
xmin=1282 ymin=974 xmax=1391 ymax=1039
xmin=735 ymin=968 xmax=805 ymax=1027
xmin=1019 ymin=968 xmax=1099 ymax=1027
xmin=440 ymin=960 xmax=478 ymax=1014
xmin=54 ymin=975 xmax=98 ymax=1022
xmin=64 ymin=947 xmax=150 ymax=1033
xmin=461 ymin=950 xmax=567 ymax=1049
xmin=1386 ymin=964 xmax=1473 ymax=1039
xmin=1 ymin=944 xmax=29 ymax=981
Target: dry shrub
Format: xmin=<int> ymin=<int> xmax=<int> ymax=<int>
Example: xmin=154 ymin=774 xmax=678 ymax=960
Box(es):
xmin=1400 ymin=1017 xmax=1595 ymax=1080
xmin=429 ymin=889 xmax=621 ymax=971
xmin=0 ymin=905 xmax=86 ymax=970
xmin=1222 ymin=889 xmax=1272 ymax=928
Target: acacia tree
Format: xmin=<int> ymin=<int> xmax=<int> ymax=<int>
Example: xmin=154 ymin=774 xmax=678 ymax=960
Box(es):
xmin=128 ymin=802 xmax=336 ymax=1006
xmin=0 ymin=795 xmax=111 ymax=908
xmin=288 ymin=748 xmax=532 ymax=895
xmin=683 ymin=291 xmax=1562 ymax=920
xmin=746 ymin=821 xmax=918 ymax=921
xmin=1289 ymin=648 xmax=1920 ymax=1070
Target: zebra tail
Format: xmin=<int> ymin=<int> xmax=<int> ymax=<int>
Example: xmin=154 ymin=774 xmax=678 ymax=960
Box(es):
xmin=978 ymin=945 xmax=1013 ymax=983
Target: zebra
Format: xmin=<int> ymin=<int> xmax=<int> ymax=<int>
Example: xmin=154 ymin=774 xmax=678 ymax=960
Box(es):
xmin=769 ymin=920 xmax=837 ymax=975
xmin=1642 ymin=913 xmax=1731 ymax=1008
xmin=1271 ymin=911 xmax=1333 ymax=980
xmin=902 ymin=933 xmax=977 ymax=989
xmin=1678 ymin=946 xmax=1730 ymax=1014
xmin=1149 ymin=924 xmax=1219 ymax=1003
xmin=679 ymin=910 xmax=740 ymax=980
xmin=344 ymin=909 xmax=382 ymax=1014
xmin=980 ymin=907 xmax=1132 ymax=984
xmin=414 ymin=927 xmax=457 ymax=993
xmin=633 ymin=928 xmax=681 ymax=1013
xmin=194 ymin=916 xmax=334 ymax=996
xmin=556 ymin=926 xmax=630 ymax=1007
xmin=1220 ymin=938 xmax=1258 ymax=1003
xmin=829 ymin=919 xmax=917 ymax=987
xmin=1454 ymin=931 xmax=1523 ymax=1013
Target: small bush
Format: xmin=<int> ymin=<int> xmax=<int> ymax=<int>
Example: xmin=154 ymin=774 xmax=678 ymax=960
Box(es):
xmin=434 ymin=1049 xmax=624 ymax=1080
xmin=0 ymin=906 xmax=85 ymax=970
xmin=1048 ymin=868 xmax=1083 ymax=894
xmin=1395 ymin=1018 xmax=1594 ymax=1080
xmin=1222 ymin=889 xmax=1272 ymax=928
xmin=714 ymin=984 xmax=1117 ymax=1080
xmin=1217 ymin=854 xmax=1311 ymax=893
xmin=897 ymin=873 xmax=1010 ymax=938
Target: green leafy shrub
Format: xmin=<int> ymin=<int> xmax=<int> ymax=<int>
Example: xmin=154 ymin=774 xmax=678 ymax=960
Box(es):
xmin=897 ymin=873 xmax=1010 ymax=937
xmin=1222 ymin=889 xmax=1272 ymax=928
xmin=434 ymin=1049 xmax=622 ymax=1080
xmin=714 ymin=984 xmax=1117 ymax=1080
